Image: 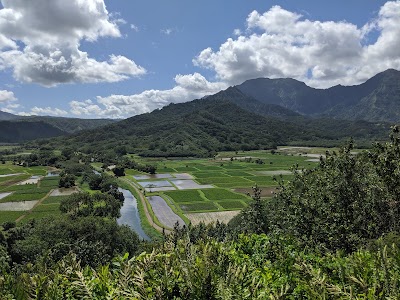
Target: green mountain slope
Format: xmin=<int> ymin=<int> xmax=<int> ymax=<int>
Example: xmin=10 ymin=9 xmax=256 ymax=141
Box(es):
xmin=0 ymin=120 xmax=67 ymax=143
xmin=0 ymin=110 xmax=20 ymax=121
xmin=45 ymin=97 xmax=388 ymax=157
xmin=20 ymin=116 xmax=117 ymax=133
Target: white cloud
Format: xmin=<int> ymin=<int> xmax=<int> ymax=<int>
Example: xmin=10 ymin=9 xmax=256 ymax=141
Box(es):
xmin=161 ymin=28 xmax=174 ymax=35
xmin=194 ymin=2 xmax=400 ymax=88
xmin=0 ymin=0 xmax=146 ymax=86
xmin=69 ymin=73 xmax=228 ymax=118
xmin=233 ymin=29 xmax=242 ymax=36
xmin=0 ymin=89 xmax=16 ymax=102
xmin=12 ymin=106 xmax=67 ymax=117
xmin=30 ymin=107 xmax=68 ymax=116
xmin=130 ymin=24 xmax=139 ymax=32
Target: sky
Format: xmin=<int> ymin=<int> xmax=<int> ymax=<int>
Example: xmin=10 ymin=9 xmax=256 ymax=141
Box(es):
xmin=0 ymin=0 xmax=399 ymax=119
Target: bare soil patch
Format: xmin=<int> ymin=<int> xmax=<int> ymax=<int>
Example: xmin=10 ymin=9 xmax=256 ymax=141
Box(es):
xmin=234 ymin=187 xmax=278 ymax=197
xmin=186 ymin=211 xmax=240 ymax=225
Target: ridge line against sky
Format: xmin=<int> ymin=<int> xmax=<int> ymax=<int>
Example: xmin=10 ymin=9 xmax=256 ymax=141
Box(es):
xmin=0 ymin=0 xmax=399 ymax=119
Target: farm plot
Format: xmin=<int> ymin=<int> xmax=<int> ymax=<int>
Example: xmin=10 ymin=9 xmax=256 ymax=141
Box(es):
xmin=148 ymin=196 xmax=185 ymax=228
xmin=165 ymin=190 xmax=205 ymax=203
xmin=170 ymin=179 xmax=213 ymax=190
xmin=201 ymin=188 xmax=250 ymax=201
xmin=21 ymin=204 xmax=61 ymax=223
xmin=186 ymin=211 xmax=240 ymax=225
xmin=50 ymin=187 xmax=79 ymax=196
xmin=217 ymin=200 xmax=247 ymax=210
xmin=179 ymin=202 xmax=218 ymax=212
xmin=18 ymin=175 xmax=43 ymax=185
xmin=0 ymin=192 xmax=48 ymax=203
xmin=0 ymin=200 xmax=39 ymax=211
xmin=0 ymin=211 xmax=25 ymax=224
xmin=195 ymin=176 xmax=252 ymax=185
xmin=0 ymin=174 xmax=30 ymax=185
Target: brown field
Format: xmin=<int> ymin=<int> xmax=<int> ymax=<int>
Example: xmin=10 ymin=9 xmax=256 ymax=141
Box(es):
xmin=234 ymin=187 xmax=278 ymax=197
xmin=186 ymin=211 xmax=240 ymax=225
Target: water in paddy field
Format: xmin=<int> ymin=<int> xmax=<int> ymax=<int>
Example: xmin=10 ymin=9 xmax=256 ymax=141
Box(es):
xmin=117 ymin=188 xmax=150 ymax=241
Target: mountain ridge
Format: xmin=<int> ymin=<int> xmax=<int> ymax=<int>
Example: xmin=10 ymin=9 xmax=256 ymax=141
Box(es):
xmin=236 ymin=69 xmax=400 ymax=122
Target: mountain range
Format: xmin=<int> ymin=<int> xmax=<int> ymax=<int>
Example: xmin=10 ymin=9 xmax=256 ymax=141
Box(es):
xmin=235 ymin=68 xmax=400 ymax=122
xmin=1 ymin=69 xmax=398 ymax=149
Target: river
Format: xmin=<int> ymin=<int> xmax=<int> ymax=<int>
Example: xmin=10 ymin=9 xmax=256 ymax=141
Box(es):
xmin=117 ymin=188 xmax=150 ymax=241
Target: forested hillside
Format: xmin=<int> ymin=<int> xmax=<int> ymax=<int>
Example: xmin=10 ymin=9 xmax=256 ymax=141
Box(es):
xmin=40 ymin=98 xmax=389 ymax=157
xmin=0 ymin=120 xmax=66 ymax=142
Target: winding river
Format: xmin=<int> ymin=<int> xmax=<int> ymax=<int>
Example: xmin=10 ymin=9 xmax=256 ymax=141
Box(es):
xmin=117 ymin=188 xmax=150 ymax=241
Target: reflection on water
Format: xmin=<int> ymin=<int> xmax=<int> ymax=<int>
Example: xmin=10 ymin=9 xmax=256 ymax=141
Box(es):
xmin=117 ymin=188 xmax=150 ymax=241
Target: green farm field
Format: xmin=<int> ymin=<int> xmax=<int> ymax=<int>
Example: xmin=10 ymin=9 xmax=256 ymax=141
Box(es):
xmin=126 ymin=149 xmax=319 ymax=217
xmin=0 ymin=163 xmax=64 ymax=224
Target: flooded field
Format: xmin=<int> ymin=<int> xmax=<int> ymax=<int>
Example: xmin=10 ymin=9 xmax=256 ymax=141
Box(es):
xmin=50 ymin=187 xmax=79 ymax=196
xmin=138 ymin=180 xmax=173 ymax=188
xmin=170 ymin=179 xmax=213 ymax=190
xmin=18 ymin=176 xmax=42 ymax=185
xmin=0 ymin=192 xmax=11 ymax=200
xmin=148 ymin=196 xmax=185 ymax=228
xmin=0 ymin=200 xmax=38 ymax=211
xmin=133 ymin=174 xmax=173 ymax=180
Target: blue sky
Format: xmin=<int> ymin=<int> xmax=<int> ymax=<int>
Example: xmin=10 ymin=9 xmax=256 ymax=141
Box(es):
xmin=0 ymin=0 xmax=399 ymax=118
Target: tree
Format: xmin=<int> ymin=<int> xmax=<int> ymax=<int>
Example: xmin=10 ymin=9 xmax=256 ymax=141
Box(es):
xmin=113 ymin=166 xmax=125 ymax=177
xmin=58 ymin=173 xmax=76 ymax=188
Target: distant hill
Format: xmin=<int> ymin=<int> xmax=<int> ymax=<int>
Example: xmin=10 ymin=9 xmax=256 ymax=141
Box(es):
xmin=20 ymin=116 xmax=117 ymax=133
xmin=0 ymin=110 xmax=20 ymax=121
xmin=236 ymin=69 xmax=400 ymax=122
xmin=0 ymin=112 xmax=117 ymax=142
xmin=45 ymin=97 xmax=389 ymax=157
xmin=0 ymin=120 xmax=66 ymax=143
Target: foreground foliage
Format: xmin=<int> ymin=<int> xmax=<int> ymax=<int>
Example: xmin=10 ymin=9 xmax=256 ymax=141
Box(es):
xmin=1 ymin=234 xmax=400 ymax=299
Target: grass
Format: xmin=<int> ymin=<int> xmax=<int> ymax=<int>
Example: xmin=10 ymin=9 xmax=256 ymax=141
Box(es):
xmin=39 ymin=178 xmax=59 ymax=187
xmin=0 ymin=211 xmax=25 ymax=224
xmin=179 ymin=202 xmax=218 ymax=212
xmin=192 ymin=172 xmax=226 ymax=178
xmin=217 ymin=200 xmax=247 ymax=210
xmin=13 ymin=187 xmax=53 ymax=194
xmin=165 ymin=190 xmax=205 ymax=203
xmin=0 ymin=192 xmax=48 ymax=203
xmin=196 ymin=177 xmax=252 ymax=185
xmin=0 ymin=174 xmax=30 ymax=184
xmin=224 ymin=171 xmax=254 ymax=177
xmin=201 ymin=188 xmax=249 ymax=201
xmin=43 ymin=196 xmax=69 ymax=204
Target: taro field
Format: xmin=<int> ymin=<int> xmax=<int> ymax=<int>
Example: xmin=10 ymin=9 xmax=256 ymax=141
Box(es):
xmin=126 ymin=149 xmax=319 ymax=226
xmin=0 ymin=163 xmax=74 ymax=225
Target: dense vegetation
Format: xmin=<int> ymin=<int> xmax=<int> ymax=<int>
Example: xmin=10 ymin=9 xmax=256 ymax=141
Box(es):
xmin=0 ymin=113 xmax=116 ymax=143
xmin=0 ymin=121 xmax=66 ymax=143
xmin=38 ymin=98 xmax=389 ymax=158
xmin=1 ymin=128 xmax=400 ymax=298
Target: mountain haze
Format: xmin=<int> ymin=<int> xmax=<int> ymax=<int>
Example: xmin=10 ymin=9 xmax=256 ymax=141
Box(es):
xmin=236 ymin=69 xmax=400 ymax=122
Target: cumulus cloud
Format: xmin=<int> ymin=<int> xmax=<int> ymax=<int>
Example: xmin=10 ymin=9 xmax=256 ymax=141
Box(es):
xmin=0 ymin=89 xmax=16 ymax=102
xmin=194 ymin=2 xmax=400 ymax=87
xmin=0 ymin=0 xmax=146 ymax=86
xmin=69 ymin=73 xmax=228 ymax=118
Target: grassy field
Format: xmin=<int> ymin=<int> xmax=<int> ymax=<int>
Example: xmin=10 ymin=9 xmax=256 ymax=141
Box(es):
xmin=0 ymin=163 xmax=62 ymax=224
xmin=124 ymin=149 xmax=318 ymax=219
